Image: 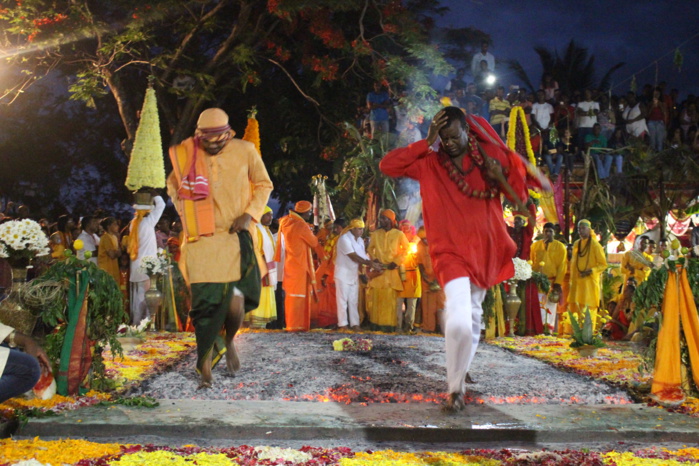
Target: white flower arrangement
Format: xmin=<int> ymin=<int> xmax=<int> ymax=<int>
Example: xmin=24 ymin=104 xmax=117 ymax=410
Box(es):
xmin=0 ymin=218 xmax=51 ymax=264
xmin=254 ymin=446 xmax=312 ymax=463
xmin=117 ymin=317 xmax=151 ymax=338
xmin=139 ymin=249 xmax=170 ymax=276
xmin=124 ymin=87 xmax=165 ymax=191
xmin=512 ymin=257 xmax=533 ymax=281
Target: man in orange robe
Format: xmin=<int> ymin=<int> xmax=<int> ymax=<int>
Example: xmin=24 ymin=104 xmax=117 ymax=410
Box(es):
xmin=313 ymin=219 xmax=344 ymax=328
xmin=275 ymin=201 xmax=326 ymax=331
xmin=416 ymin=226 xmax=445 ymax=333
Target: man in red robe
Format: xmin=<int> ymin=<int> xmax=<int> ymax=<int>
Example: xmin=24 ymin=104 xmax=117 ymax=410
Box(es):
xmin=380 ymin=106 xmax=542 ymax=412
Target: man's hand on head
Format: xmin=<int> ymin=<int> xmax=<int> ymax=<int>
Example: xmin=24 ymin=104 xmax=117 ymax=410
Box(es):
xmin=426 ymin=110 xmax=449 ymax=146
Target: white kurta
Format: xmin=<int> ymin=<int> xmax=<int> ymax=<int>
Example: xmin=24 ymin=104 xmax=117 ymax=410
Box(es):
xmin=129 ymin=196 xmax=166 ymax=283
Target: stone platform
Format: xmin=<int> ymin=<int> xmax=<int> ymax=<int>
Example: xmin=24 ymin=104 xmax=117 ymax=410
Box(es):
xmin=18 ymin=400 xmax=699 ymax=448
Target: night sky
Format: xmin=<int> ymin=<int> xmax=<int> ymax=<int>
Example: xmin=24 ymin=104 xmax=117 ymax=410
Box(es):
xmin=437 ymin=0 xmax=699 ymax=98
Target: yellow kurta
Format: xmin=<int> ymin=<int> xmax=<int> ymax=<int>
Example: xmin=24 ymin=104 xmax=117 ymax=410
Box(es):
xmin=531 ymin=239 xmax=568 ymax=285
xmin=367 ymin=228 xmax=409 ymax=328
xmin=399 ymin=239 xmax=421 ymax=299
xmin=568 ymin=237 xmax=607 ymax=310
xmin=167 ymin=137 xmax=273 ymax=284
xmin=620 ymin=249 xmax=653 ymax=285
xmin=97 ymin=233 xmax=120 ymax=284
xmin=245 ymin=225 xmax=277 ymax=328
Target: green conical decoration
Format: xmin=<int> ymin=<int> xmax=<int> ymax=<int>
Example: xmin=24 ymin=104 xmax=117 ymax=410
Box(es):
xmin=125 ymin=87 xmax=165 ymax=191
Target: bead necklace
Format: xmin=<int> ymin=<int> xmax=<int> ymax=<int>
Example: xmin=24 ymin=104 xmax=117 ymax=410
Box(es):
xmin=438 ymin=136 xmax=499 ymax=199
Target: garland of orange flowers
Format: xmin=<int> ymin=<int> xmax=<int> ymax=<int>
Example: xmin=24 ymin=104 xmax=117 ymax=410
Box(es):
xmin=242 ymin=106 xmax=261 ymax=156
xmin=506 ymin=106 xmax=536 ymax=166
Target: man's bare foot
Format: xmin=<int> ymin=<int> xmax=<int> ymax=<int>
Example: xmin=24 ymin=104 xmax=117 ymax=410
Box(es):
xmin=465 ymin=373 xmax=476 ymax=384
xmin=225 ymin=339 xmax=240 ymax=374
xmin=198 ymin=354 xmax=213 ymax=389
xmin=441 ymin=392 xmax=465 ymax=414
xmin=197 ymin=380 xmax=212 ymax=390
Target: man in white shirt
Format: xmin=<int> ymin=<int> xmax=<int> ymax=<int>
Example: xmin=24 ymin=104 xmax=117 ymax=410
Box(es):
xmin=76 ymin=215 xmax=100 ymax=264
xmin=470 ymin=41 xmax=495 ymax=78
xmin=531 ymin=90 xmax=554 ymax=133
xmin=576 ymin=89 xmax=600 ymax=146
xmin=127 ymin=194 xmax=166 ymax=325
xmin=334 ymin=218 xmax=374 ymax=330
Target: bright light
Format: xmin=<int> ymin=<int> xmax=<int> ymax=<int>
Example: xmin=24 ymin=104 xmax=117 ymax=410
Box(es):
xmin=486 ymin=74 xmax=496 ymax=85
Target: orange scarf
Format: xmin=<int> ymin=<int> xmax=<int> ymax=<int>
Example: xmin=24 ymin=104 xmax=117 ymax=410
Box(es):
xmin=127 ymin=210 xmax=148 ymax=261
xmin=651 ymin=267 xmax=699 ymax=402
xmin=169 ymin=138 xmax=216 ymax=242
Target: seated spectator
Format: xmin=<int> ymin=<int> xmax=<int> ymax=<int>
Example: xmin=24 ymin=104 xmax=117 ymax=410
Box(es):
xmin=585 ymin=123 xmax=611 ymax=180
xmin=489 ymin=86 xmax=510 ymax=138
xmin=474 ymin=60 xmax=494 ymax=95
xmin=98 ymin=217 xmax=121 ymax=284
xmin=607 ymin=128 xmax=627 ymax=176
xmin=553 ymin=94 xmax=575 ymax=134
xmin=680 ymin=102 xmax=698 ymax=136
xmin=540 ymin=73 xmax=559 ymax=104
xmin=531 ymin=90 xmax=554 ymax=137
xmin=444 ymin=68 xmax=467 ymax=99
xmin=668 ymin=127 xmax=684 ymax=149
xmin=0 ymin=323 xmax=50 ymax=403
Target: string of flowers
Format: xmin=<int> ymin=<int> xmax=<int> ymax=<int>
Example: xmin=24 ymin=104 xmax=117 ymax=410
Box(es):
xmin=506 ymin=106 xmax=536 ymax=166
xmin=332 ymin=338 xmax=372 ymax=352
xmin=242 ymin=106 xmax=261 ymax=155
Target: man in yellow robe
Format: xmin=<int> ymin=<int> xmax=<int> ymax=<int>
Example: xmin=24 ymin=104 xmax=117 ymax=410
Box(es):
xmin=245 ymin=206 xmax=277 ymax=328
xmin=167 ymin=108 xmax=273 ymax=388
xmin=397 ymin=220 xmax=421 ymax=333
xmin=530 ymin=222 xmax=567 ymax=332
xmin=621 ymin=235 xmax=653 ymax=291
xmin=366 ymin=209 xmax=409 ymax=332
xmin=568 ymin=219 xmax=607 ymax=328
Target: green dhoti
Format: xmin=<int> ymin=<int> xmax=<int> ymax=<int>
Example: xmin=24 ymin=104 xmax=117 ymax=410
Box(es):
xmin=190 ymin=231 xmax=261 ymax=373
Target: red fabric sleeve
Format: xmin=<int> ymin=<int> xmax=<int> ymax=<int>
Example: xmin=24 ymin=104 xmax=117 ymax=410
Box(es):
xmin=379 ymin=139 xmax=430 ymax=180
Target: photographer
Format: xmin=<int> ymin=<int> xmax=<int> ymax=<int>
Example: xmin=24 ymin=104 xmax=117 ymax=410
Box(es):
xmin=0 ymin=323 xmax=50 ymax=403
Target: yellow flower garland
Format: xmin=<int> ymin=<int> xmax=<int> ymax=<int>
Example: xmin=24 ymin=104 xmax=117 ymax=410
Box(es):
xmin=506 ymin=106 xmax=536 ymax=166
xmin=0 ymin=438 xmax=124 ymax=464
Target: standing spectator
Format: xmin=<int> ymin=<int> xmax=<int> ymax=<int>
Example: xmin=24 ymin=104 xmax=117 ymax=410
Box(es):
xmin=530 ymin=223 xmax=567 ymax=333
xmin=97 ymin=217 xmax=121 ymax=284
xmin=576 ymin=89 xmax=599 ymax=146
xmin=473 ymin=60 xmax=494 ymax=95
xmin=444 ymin=68 xmax=467 ymax=99
xmin=275 ymin=200 xmax=326 ymax=332
xmin=245 ymin=206 xmax=277 ymax=329
xmin=568 ymin=219 xmax=607 ymax=331
xmin=647 ymin=87 xmax=669 ymax=151
xmin=127 ymin=195 xmax=165 ymax=326
xmin=531 ymin=90 xmax=554 ymax=138
xmin=49 ymin=215 xmax=75 ymax=261
xmin=489 ymin=86 xmax=511 ymax=138
xmin=397 ymin=220 xmax=421 ymax=334
xmin=471 ymin=40 xmax=495 ymax=78
xmin=76 ymin=215 xmax=100 ymax=264
xmin=155 ymin=216 xmax=170 ymax=250
xmin=335 ymin=219 xmax=372 ymax=331
xmin=462 ymin=83 xmax=484 ymax=115
xmin=540 ymin=73 xmax=559 ymax=104
xmin=366 ymin=82 xmax=391 ymax=140
xmin=597 ymin=93 xmax=616 ymax=140
xmin=622 ymin=92 xmax=648 ymax=140
xmin=553 ymin=94 xmax=575 ymax=134
xmin=416 ymin=226 xmax=444 ymax=334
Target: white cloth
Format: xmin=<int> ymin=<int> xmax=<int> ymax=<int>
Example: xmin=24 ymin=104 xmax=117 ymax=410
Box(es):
xmin=274 ymin=232 xmax=286 ymax=282
xmin=397 ymin=297 xmax=417 ymax=331
xmin=129 ymin=196 xmax=166 ymax=283
xmin=623 ymin=103 xmax=649 ymax=137
xmin=471 ymin=51 xmax=495 ymax=77
xmin=336 ymin=280 xmax=360 ymax=327
xmin=576 ymin=101 xmax=599 ymax=128
xmin=334 ymin=232 xmax=368 ymax=285
xmin=130 ymin=279 xmax=150 ymax=325
xmin=76 ymin=231 xmax=100 ymax=264
xmin=538 ymin=292 xmax=557 ymax=330
xmin=256 ymin=223 xmax=277 ymax=288
xmin=0 ymin=323 xmax=14 ymax=377
xmin=444 ymin=276 xmax=486 ymax=395
xmin=531 ymin=102 xmax=554 ymax=129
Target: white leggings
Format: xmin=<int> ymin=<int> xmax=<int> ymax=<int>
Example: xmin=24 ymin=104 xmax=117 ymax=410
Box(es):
xmin=444 ymin=277 xmax=486 ymax=394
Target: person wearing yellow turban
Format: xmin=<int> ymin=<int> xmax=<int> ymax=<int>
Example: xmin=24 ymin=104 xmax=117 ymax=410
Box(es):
xmin=568 ymin=219 xmax=607 ymax=330
xmin=530 ymin=222 xmax=567 ymax=333
xmin=335 ymin=218 xmax=373 ymax=329
xmin=274 ymin=200 xmax=327 ymax=331
xmin=366 ymin=209 xmax=409 ymax=331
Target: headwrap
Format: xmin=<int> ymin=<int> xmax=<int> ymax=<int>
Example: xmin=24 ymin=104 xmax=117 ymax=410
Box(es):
xmin=196 ymin=108 xmax=231 ymax=137
xmin=294 ymin=200 xmax=312 ymax=213
xmin=514 ymin=214 xmax=529 ymax=226
xmin=543 ymin=222 xmax=555 ymax=230
xmin=417 ymin=226 xmax=427 ymax=239
xmin=381 ymin=209 xmax=396 ymax=227
xmin=323 ymin=218 xmax=333 ymax=227
xmin=349 ymin=218 xmax=365 ymax=229
xmin=263 ymin=205 xmax=273 ymax=215
xmin=578 ymin=219 xmax=592 ymax=227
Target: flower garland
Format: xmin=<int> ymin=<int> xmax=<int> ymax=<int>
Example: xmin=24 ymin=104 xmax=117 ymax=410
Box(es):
xmin=124 ymin=86 xmax=165 ymax=191
xmin=332 ymin=337 xmax=372 ymax=351
xmin=506 ymin=106 xmax=536 ymax=166
xmin=512 ymin=257 xmax=532 ymax=281
xmin=437 ymin=148 xmax=500 ymax=199
xmin=2 ymin=441 xmax=699 ymax=466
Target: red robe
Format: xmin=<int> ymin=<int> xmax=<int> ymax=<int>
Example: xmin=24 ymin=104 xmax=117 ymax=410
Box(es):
xmin=380 ymin=115 xmax=529 ymax=289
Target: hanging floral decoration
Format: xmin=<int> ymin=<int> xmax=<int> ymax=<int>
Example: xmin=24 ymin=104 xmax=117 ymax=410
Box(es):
xmin=311 ymin=174 xmax=336 ymax=227
xmin=124 ymin=86 xmax=165 ymax=191
xmin=242 ymin=106 xmax=261 ymax=156
xmin=506 ymin=106 xmax=536 ymax=167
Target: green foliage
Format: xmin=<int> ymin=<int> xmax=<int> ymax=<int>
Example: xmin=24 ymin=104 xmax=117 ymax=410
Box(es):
xmin=568 ymin=307 xmax=605 ymax=348
xmin=632 ymin=266 xmax=668 ymax=323
xmin=98 ymin=395 xmax=160 ymax=408
xmin=602 ymin=266 xmax=623 ymax=311
xmin=34 ymin=256 xmax=128 ymax=387
xmin=530 ymin=272 xmax=550 ymax=294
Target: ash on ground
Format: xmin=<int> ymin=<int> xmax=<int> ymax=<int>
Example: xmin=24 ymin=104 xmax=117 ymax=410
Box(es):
xmin=130 ymin=331 xmax=632 ymax=405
